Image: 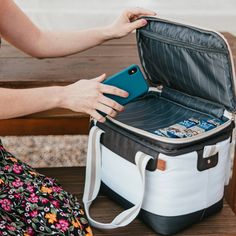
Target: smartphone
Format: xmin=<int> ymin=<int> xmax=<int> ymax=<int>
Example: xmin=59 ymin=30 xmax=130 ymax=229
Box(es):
xmin=102 ymin=64 xmax=149 ymax=106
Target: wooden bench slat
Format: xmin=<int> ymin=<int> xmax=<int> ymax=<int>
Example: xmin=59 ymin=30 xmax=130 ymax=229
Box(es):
xmin=0 ymin=116 xmax=90 ymax=135
xmin=0 ymin=57 xmax=140 ymax=84
xmin=0 ymin=35 xmax=140 ymax=89
xmin=37 ymin=167 xmax=236 ymax=236
xmin=25 ymin=108 xmax=84 ymax=118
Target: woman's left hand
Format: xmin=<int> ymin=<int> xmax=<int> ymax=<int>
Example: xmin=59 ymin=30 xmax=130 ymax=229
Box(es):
xmin=106 ymin=7 xmax=156 ymax=39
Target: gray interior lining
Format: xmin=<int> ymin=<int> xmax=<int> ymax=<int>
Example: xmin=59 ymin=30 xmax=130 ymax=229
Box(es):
xmin=162 ymin=87 xmax=224 ymax=118
xmin=136 ymin=17 xmax=236 ymax=112
xmin=116 ymin=92 xmax=227 ymax=134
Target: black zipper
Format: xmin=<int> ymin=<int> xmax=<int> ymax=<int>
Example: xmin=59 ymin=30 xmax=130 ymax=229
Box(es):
xmin=94 ymin=119 xmax=234 ymax=171
xmin=139 ymin=29 xmax=227 ymax=54
xmin=99 ymin=119 xmax=234 ymax=155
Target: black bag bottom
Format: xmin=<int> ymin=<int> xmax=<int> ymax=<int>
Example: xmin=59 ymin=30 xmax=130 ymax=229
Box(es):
xmin=101 ymin=182 xmax=223 ymax=235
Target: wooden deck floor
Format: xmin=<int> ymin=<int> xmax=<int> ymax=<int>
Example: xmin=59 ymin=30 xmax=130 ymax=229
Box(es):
xmin=37 ymin=167 xmax=236 ymax=236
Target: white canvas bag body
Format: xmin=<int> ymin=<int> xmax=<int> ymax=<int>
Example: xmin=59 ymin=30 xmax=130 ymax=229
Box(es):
xmin=83 ymin=17 xmax=236 ymax=235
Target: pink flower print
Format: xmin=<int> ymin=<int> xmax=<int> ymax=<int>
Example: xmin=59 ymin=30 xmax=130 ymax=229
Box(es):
xmin=13 ymin=193 xmax=21 ymax=199
xmin=0 ymin=199 xmax=12 ymax=212
xmin=21 ymin=200 xmax=26 ymax=207
xmin=52 ymin=186 xmax=62 ymax=193
xmin=8 ymin=189 xmax=14 ymax=195
xmin=28 ymin=193 xmax=38 ymax=203
xmin=25 ymin=205 xmax=30 ymax=212
xmin=45 ymin=177 xmax=55 ymax=184
xmin=64 ymin=199 xmax=69 ymax=205
xmin=3 ymin=165 xmax=10 ymax=171
xmin=51 ymin=200 xmax=60 ymax=208
xmin=55 ymin=219 xmax=69 ymax=232
xmin=60 ymin=212 xmax=67 ymax=217
xmin=26 ymin=185 xmax=34 ymax=193
xmin=12 ymin=164 xmax=23 ymax=174
xmin=41 ymin=198 xmax=49 ymax=204
xmin=6 ymin=225 xmax=16 ymax=231
xmin=0 ymin=222 xmax=6 ymax=229
xmin=44 ymin=207 xmax=50 ymax=212
xmin=26 ymin=227 xmax=35 ymax=236
xmin=12 ymin=179 xmax=23 ymax=188
xmin=29 ymin=210 xmax=38 ymax=218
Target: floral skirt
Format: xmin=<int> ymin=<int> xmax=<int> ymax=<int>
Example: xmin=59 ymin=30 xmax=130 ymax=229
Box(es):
xmin=0 ymin=141 xmax=93 ymax=236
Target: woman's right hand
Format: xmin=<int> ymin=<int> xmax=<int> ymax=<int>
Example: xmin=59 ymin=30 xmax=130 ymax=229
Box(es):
xmin=60 ymin=74 xmax=129 ymax=123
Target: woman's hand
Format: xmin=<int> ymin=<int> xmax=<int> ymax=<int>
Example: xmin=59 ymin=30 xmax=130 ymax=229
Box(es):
xmin=60 ymin=74 xmax=129 ymax=122
xmin=106 ymin=7 xmax=157 ymax=39
xmin=0 ymin=74 xmax=128 ymax=120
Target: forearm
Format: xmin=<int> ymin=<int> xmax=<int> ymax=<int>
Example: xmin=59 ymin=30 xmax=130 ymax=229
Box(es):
xmin=0 ymin=1 xmax=155 ymax=59
xmin=0 ymin=0 xmax=112 ymax=58
xmin=35 ymin=27 xmax=113 ymax=58
xmin=0 ymin=76 xmax=128 ymax=122
xmin=0 ymin=86 xmax=62 ymax=119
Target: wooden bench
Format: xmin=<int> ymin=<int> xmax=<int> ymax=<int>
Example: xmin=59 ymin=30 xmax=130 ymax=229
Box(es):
xmin=1 ymin=32 xmax=236 ymax=235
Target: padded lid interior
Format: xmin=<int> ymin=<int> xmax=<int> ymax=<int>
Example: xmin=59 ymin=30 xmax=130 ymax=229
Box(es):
xmin=136 ymin=17 xmax=236 ymax=112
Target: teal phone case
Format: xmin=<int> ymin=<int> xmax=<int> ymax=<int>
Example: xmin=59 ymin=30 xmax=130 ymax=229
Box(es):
xmin=102 ymin=64 xmax=149 ymax=106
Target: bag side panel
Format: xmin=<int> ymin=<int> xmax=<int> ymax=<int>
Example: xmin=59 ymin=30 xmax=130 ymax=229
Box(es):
xmin=101 ymin=182 xmax=223 ymax=235
xmin=101 ymin=137 xmax=230 ymax=216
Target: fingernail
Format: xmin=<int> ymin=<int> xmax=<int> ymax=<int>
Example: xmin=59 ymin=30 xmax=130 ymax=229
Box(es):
xmin=142 ymin=19 xmax=147 ymax=25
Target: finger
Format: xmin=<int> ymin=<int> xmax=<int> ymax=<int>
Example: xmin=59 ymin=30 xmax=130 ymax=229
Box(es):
xmin=90 ymin=110 xmax=106 ymax=123
xmin=125 ymin=7 xmax=156 ymax=18
xmin=128 ymin=18 xmax=148 ymax=31
xmin=93 ymin=73 xmax=107 ymax=82
xmin=100 ymin=84 xmax=129 ymax=97
xmin=99 ymin=95 xmax=124 ymax=112
xmin=96 ymin=103 xmax=117 ymax=118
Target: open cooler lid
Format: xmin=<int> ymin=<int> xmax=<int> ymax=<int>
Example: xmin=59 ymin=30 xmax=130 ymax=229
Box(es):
xmin=136 ymin=17 xmax=236 ymax=112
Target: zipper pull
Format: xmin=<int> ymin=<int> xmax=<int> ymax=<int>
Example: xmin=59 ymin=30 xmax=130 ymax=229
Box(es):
xmin=223 ymin=110 xmax=234 ymax=120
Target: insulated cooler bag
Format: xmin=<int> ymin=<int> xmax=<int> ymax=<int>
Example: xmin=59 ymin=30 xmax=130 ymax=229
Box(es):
xmin=83 ymin=17 xmax=236 ymax=235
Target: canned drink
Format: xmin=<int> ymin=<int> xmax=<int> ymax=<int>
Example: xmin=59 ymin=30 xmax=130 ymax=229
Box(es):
xmin=156 ymin=128 xmax=178 ymax=138
xmin=154 ymin=130 xmax=166 ymax=137
xmin=188 ymin=118 xmax=200 ymax=125
xmin=167 ymin=127 xmax=187 ymax=138
xmin=154 ymin=117 xmax=223 ymax=138
xmin=184 ymin=119 xmax=217 ymax=137
xmin=165 ymin=118 xmax=200 ymax=137
xmin=158 ymin=127 xmax=188 ymax=138
xmin=179 ymin=119 xmax=198 ymax=128
xmin=185 ymin=126 xmax=205 ymax=136
xmin=154 ymin=118 xmax=199 ymax=138
xmin=198 ymin=120 xmax=216 ymax=131
xmin=205 ymin=118 xmax=223 ymax=127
